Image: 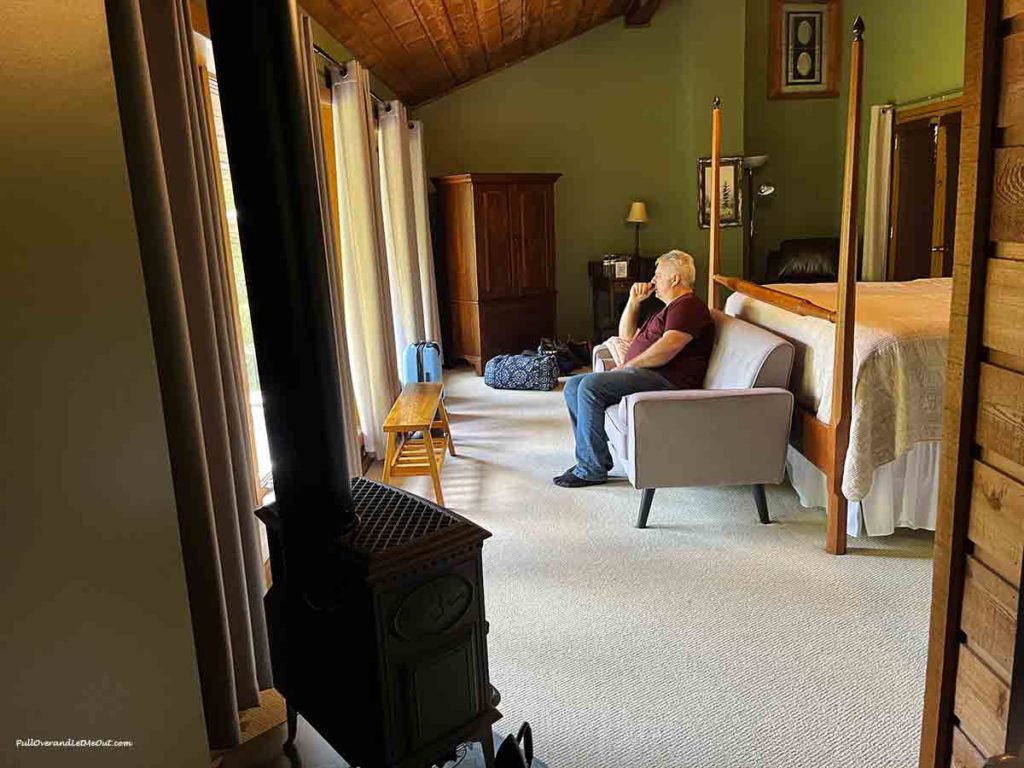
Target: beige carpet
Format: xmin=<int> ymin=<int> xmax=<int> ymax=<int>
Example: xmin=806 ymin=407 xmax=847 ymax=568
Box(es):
xmin=370 ymin=368 xmax=934 ymax=768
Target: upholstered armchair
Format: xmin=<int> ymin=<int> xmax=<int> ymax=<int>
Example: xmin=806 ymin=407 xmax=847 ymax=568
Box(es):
xmin=592 ymin=311 xmax=795 ymax=528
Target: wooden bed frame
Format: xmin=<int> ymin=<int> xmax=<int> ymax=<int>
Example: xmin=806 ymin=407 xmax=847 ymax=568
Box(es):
xmin=708 ymin=17 xmax=866 ymax=555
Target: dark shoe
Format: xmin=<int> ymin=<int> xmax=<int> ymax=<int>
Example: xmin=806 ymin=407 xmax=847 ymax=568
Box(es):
xmin=553 ymin=468 xmax=607 ymax=488
xmin=552 ymin=467 xmax=577 ymax=483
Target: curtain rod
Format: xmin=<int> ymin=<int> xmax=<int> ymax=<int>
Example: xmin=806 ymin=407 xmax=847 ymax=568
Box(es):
xmin=885 ymin=87 xmax=963 ymax=111
xmin=313 ymin=44 xmax=390 ymax=112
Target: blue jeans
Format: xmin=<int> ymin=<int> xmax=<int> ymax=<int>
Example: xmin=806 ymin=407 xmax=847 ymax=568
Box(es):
xmin=563 ymin=368 xmax=675 ymax=480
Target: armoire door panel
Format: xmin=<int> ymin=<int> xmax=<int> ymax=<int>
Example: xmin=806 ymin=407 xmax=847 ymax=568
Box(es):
xmin=475 ymin=186 xmax=515 ymax=300
xmin=514 ymin=184 xmax=555 ymax=295
xmin=478 ymin=295 xmax=556 ymax=363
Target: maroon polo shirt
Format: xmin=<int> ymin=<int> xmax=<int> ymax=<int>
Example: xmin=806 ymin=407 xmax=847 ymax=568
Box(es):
xmin=623 ymin=292 xmax=714 ymax=389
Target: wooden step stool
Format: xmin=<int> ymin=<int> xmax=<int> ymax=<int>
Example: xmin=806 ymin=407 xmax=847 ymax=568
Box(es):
xmin=382 ymin=382 xmax=455 ymax=506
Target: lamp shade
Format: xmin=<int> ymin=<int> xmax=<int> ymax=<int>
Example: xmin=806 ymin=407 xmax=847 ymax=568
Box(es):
xmin=626 ymin=201 xmax=648 ymax=223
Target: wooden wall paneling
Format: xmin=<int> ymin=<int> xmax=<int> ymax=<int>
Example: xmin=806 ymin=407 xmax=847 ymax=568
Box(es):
xmin=968 ymin=460 xmax=1024 ymax=587
xmin=1008 ymin=0 xmax=1024 ymax=21
xmin=1000 ymin=32 xmax=1024 ymax=127
xmin=1011 ymin=578 xmax=1024 ymax=756
xmin=919 ymin=0 xmax=1003 ymax=765
xmin=984 ymin=258 xmax=1024 ymax=355
xmin=976 ymin=363 xmax=1024 ymax=466
xmin=953 ymin=725 xmax=989 ymax=768
xmin=961 ymin=556 xmax=1019 ymax=679
xmin=954 ymin=644 xmax=1011 ymax=757
xmin=991 ymin=147 xmax=1024 ymax=242
xmin=995 ymin=242 xmax=1024 ymax=260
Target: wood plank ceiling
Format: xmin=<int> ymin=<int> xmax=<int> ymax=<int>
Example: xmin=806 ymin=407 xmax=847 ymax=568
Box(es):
xmin=303 ymin=0 xmax=634 ymax=105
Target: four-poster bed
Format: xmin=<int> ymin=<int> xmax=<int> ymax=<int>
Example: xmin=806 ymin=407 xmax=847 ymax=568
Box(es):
xmin=707 ymin=17 xmax=952 ymax=555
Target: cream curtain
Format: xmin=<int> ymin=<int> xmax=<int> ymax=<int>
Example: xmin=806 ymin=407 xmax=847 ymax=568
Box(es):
xmin=409 ymin=121 xmax=443 ymax=350
xmin=298 ymin=15 xmax=363 ymax=478
xmin=378 ymin=101 xmax=426 ymax=359
xmin=329 ymin=62 xmax=401 ymax=457
xmin=106 ymin=0 xmax=270 ymax=749
xmin=862 ymin=104 xmax=895 ymax=281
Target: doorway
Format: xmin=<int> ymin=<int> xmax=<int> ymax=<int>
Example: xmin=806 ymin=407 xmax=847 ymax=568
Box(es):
xmin=887 ymin=103 xmax=962 ymax=281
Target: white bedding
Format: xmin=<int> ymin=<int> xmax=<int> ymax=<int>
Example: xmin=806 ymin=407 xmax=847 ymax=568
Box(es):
xmin=724 ymin=278 xmax=951 ymax=502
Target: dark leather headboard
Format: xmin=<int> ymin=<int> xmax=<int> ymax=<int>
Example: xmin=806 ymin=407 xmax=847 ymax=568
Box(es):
xmin=765 ymin=237 xmax=840 ymax=283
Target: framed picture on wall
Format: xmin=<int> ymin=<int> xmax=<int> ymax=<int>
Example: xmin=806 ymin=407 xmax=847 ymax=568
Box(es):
xmin=697 ymin=156 xmax=744 ymax=229
xmin=769 ymin=0 xmax=841 ymax=99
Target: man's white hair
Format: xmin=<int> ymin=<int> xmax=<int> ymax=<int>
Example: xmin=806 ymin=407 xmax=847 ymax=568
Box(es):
xmin=656 ymin=249 xmax=697 ymax=288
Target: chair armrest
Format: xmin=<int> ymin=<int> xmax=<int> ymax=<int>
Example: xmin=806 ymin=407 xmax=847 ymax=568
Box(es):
xmin=622 ymin=388 xmax=794 ymax=489
xmin=593 ymin=344 xmax=614 ymax=372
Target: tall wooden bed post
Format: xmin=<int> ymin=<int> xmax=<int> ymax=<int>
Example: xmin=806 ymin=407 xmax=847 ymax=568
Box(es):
xmin=708 ymin=96 xmax=722 ymax=309
xmin=825 ymin=16 xmax=866 ymax=555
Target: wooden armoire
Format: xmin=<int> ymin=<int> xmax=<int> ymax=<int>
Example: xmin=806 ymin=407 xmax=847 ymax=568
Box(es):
xmin=919 ymin=0 xmax=1024 ymax=765
xmin=433 ymin=173 xmax=560 ymax=374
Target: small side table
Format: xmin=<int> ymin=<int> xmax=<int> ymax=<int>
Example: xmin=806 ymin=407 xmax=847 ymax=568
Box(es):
xmin=588 ymin=256 xmax=657 ymax=342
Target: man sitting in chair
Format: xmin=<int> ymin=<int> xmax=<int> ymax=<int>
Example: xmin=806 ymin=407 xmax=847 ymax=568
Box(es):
xmin=554 ymin=250 xmax=715 ymax=488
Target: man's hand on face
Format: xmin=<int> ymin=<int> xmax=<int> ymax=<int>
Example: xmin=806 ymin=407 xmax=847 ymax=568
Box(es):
xmin=629 ymin=281 xmax=654 ymax=304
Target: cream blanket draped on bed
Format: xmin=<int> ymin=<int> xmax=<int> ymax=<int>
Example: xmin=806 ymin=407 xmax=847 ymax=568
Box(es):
xmin=725 ymin=278 xmax=951 ymax=501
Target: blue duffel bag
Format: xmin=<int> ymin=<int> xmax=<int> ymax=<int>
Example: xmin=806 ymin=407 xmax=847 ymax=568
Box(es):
xmin=484 ymin=352 xmax=560 ymax=391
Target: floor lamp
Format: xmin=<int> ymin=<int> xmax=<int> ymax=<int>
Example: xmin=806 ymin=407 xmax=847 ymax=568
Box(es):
xmin=742 ymin=155 xmax=774 ymax=279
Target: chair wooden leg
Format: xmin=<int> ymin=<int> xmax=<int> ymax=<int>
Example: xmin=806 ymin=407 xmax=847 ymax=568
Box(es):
xmin=382 ymin=432 xmax=397 ymax=484
xmin=438 ymin=400 xmax=456 ymax=456
xmin=752 ymin=484 xmax=770 ymax=524
xmin=635 ymin=488 xmax=656 ymax=528
xmin=424 ymin=432 xmax=445 ymax=507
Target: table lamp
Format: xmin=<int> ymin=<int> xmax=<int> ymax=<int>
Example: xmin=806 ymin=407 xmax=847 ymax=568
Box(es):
xmin=626 ymin=201 xmax=648 ymax=257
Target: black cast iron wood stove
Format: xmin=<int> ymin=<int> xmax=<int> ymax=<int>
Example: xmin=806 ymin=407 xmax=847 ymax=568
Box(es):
xmin=257 ymin=482 xmax=500 ymax=767
xmin=206 ymin=2 xmax=500 ymax=765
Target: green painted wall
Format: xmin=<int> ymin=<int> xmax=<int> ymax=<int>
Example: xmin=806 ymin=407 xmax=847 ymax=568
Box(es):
xmin=743 ymin=0 xmax=842 ymax=280
xmin=414 ymin=0 xmax=747 ymax=340
xmin=413 ymin=0 xmax=965 ymax=338
xmin=837 ymin=0 xmax=966 ymax=230
xmin=1 ymin=3 xmax=209 ymax=765
xmin=742 ymin=0 xmax=966 ymax=280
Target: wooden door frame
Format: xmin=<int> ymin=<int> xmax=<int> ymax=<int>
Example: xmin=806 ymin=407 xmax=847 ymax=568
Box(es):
xmin=918 ymin=0 xmax=1003 ymax=765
